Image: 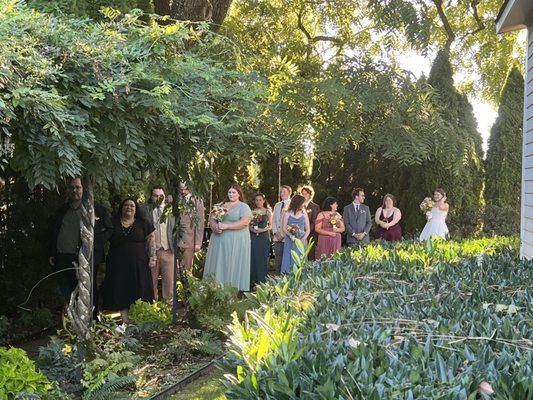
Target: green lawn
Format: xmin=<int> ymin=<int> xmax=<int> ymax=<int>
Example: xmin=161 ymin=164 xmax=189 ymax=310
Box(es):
xmin=170 ymin=368 xmax=226 ymax=400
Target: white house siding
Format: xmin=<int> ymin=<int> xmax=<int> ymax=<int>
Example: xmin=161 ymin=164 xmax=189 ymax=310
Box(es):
xmin=522 ymin=25 xmax=533 ymax=258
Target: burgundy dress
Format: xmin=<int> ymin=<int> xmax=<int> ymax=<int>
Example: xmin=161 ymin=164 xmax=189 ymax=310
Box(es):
xmin=315 ymin=214 xmax=342 ymax=258
xmin=375 ymin=209 xmax=402 ymax=242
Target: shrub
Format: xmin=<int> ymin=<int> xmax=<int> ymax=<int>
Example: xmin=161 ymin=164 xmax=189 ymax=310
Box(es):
xmin=36 ymin=338 xmax=80 ymax=394
xmin=223 ymin=237 xmax=531 ymax=398
xmin=482 ymin=204 xmax=520 ymax=236
xmin=0 ymin=347 xmax=53 ymax=399
xmin=178 ymin=275 xmax=241 ymax=332
xmin=20 ymin=308 xmax=54 ymax=330
xmin=129 ymin=300 xmax=171 ymax=328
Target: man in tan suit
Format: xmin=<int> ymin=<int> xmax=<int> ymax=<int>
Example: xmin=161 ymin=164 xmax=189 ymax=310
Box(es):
xmin=272 ymin=185 xmax=292 ymax=273
xmin=147 ymin=186 xmax=176 ymax=302
xmin=178 ymin=182 xmax=205 ymax=272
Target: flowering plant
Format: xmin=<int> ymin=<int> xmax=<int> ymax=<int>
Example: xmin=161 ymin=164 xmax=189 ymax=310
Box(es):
xmin=420 ymin=197 xmax=434 ymax=220
xmin=211 ymin=203 xmax=228 ymax=222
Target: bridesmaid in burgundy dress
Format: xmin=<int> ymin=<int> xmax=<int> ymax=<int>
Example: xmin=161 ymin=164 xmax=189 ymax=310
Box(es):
xmin=315 ymin=197 xmax=345 ymax=258
xmin=375 ymin=194 xmax=402 ymax=242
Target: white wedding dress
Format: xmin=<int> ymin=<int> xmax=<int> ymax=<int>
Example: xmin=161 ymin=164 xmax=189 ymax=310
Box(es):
xmin=419 ymin=207 xmax=449 ymax=241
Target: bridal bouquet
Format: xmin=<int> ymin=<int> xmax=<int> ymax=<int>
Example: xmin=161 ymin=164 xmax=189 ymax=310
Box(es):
xmin=420 ymin=197 xmax=434 ymax=220
xmin=287 ymin=224 xmax=304 ymax=239
xmin=211 ymin=203 xmax=228 ymax=222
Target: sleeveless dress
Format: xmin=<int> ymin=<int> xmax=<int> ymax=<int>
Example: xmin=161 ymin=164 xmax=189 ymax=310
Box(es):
xmin=250 ymin=210 xmax=271 ymax=286
xmin=375 ymin=209 xmax=402 ymax=242
xmin=280 ymin=213 xmax=306 ymax=273
xmin=103 ymin=218 xmax=155 ymax=311
xmin=419 ymin=207 xmax=449 ymax=240
xmin=315 ymin=213 xmax=342 ymax=258
xmin=203 ymin=202 xmax=253 ymax=291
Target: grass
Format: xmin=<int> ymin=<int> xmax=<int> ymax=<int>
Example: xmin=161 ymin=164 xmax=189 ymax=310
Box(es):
xmin=170 ymin=368 xmax=226 ymax=400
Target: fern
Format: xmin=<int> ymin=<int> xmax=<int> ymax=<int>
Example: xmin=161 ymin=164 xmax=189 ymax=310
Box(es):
xmin=87 ymin=375 xmax=136 ymax=400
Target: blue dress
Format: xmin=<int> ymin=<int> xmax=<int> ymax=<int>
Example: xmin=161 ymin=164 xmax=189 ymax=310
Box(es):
xmin=280 ymin=214 xmax=306 ymax=273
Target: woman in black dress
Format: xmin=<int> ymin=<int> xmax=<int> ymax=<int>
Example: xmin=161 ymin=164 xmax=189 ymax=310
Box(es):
xmin=102 ymin=198 xmax=156 ymax=323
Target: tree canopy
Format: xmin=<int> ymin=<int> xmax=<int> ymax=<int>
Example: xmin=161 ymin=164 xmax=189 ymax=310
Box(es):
xmin=1 ymin=0 xmax=267 ymax=191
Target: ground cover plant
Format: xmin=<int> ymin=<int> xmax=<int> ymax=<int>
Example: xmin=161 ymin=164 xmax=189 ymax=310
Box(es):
xmin=223 ymin=237 xmax=532 ymax=399
xmin=24 ymin=275 xmax=246 ymax=399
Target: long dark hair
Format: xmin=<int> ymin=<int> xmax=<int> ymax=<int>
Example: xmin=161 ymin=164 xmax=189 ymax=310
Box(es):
xmin=224 ymin=184 xmax=245 ymax=202
xmin=322 ymin=196 xmax=338 ymax=212
xmin=253 ymin=193 xmax=271 ymax=210
xmin=288 ymin=194 xmax=305 ymax=214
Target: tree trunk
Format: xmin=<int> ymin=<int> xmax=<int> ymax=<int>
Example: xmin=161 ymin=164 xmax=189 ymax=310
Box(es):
xmin=67 ymin=180 xmax=94 ymax=343
xmin=153 ymin=0 xmax=232 ymax=31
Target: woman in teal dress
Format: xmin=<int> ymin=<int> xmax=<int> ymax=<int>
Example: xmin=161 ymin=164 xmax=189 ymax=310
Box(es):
xmin=249 ymin=193 xmax=272 ymax=289
xmin=280 ymin=194 xmax=310 ymax=273
xmin=203 ymin=185 xmax=253 ymax=291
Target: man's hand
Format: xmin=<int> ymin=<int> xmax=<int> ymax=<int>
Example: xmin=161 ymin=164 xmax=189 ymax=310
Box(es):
xmin=354 ymin=233 xmax=364 ymax=241
xmin=149 ymin=259 xmax=157 ymax=269
xmin=49 ymin=256 xmax=55 ymax=266
xmin=194 ymin=245 xmax=201 ymax=252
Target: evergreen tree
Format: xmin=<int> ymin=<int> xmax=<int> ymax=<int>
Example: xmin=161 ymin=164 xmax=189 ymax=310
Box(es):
xmin=484 ymin=66 xmax=523 ymax=235
xmin=425 ymin=50 xmax=484 ymax=236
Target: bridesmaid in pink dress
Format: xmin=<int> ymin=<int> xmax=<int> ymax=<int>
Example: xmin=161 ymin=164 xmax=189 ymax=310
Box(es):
xmin=315 ymin=197 xmax=345 ymax=258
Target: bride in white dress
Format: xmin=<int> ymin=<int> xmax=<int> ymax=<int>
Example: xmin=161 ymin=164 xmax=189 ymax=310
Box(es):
xmin=419 ymin=188 xmax=449 ymax=241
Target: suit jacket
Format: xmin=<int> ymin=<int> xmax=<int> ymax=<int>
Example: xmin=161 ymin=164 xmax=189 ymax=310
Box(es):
xmin=150 ymin=207 xmax=177 ymax=254
xmin=178 ymin=196 xmax=205 ymax=250
xmin=49 ymin=202 xmax=113 ymax=265
xmin=272 ymin=200 xmax=289 ymax=242
xmin=305 ymin=201 xmax=320 ymax=234
xmin=343 ymin=203 xmax=371 ymax=244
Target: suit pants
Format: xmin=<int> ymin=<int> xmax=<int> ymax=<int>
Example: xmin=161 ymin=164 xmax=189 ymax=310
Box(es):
xmin=151 ymin=249 xmax=175 ymax=301
xmin=181 ymin=246 xmax=196 ymax=272
xmin=273 ymin=241 xmax=284 ymax=273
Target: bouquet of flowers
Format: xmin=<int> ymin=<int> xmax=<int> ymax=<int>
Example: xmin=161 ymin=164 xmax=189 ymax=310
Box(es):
xmin=252 ymin=210 xmax=263 ymax=224
xmin=211 ymin=203 xmax=228 ymax=222
xmin=329 ymin=212 xmax=339 ymax=227
xmin=287 ymin=224 xmax=303 ymax=239
xmin=252 ymin=210 xmax=266 ymax=231
xmin=420 ymin=197 xmax=434 ymax=220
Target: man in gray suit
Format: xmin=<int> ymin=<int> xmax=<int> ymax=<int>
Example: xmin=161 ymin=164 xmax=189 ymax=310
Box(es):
xmin=343 ymin=188 xmax=371 ymax=247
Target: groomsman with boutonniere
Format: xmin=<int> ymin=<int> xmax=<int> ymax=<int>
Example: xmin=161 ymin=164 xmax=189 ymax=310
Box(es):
xmin=177 ymin=182 xmax=205 ymax=273
xmin=146 ymin=186 xmax=176 ymax=302
xmin=272 ymin=185 xmax=292 ymax=273
xmin=343 ymin=188 xmax=371 ymax=248
xmin=301 ymin=186 xmax=320 ymax=260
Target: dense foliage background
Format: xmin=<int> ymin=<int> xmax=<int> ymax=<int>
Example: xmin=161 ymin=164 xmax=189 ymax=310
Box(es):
xmin=0 ymin=0 xmax=524 ymax=317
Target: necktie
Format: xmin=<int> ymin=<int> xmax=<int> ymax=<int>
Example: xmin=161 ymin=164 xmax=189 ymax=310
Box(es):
xmin=356 ymin=204 xmax=359 ymax=212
